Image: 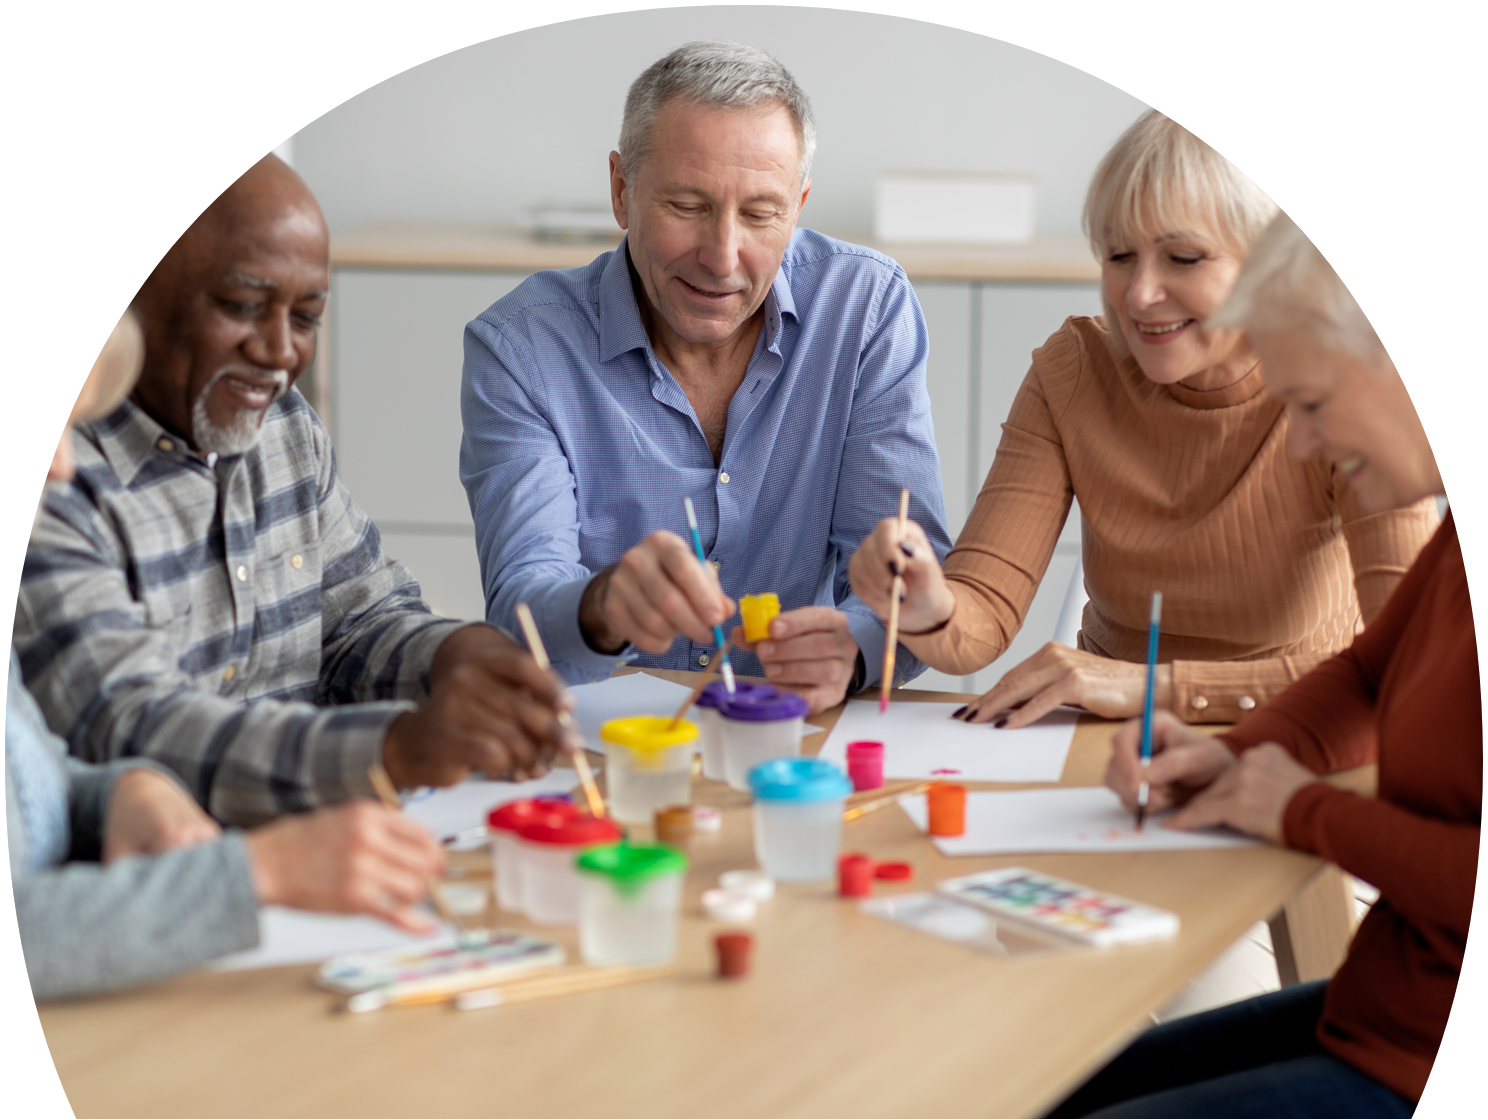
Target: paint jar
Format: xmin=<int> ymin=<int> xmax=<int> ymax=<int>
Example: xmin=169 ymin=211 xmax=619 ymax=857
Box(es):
xmin=748 ymin=757 xmax=853 ymax=882
xmin=928 ymin=782 xmax=968 ymax=837
xmin=517 ymin=814 xmax=623 ymax=926
xmin=654 ymin=805 xmax=695 ymax=848
xmin=845 ymin=741 xmax=885 ymax=792
xmin=739 ymin=593 xmax=781 ymax=643
xmin=720 ymin=688 xmax=810 ymax=793
xmin=715 ymin=931 xmax=754 ymax=979
xmin=838 ymin=853 xmax=875 ymax=898
xmin=693 ymin=680 xmax=772 ymax=782
xmin=575 ymin=843 xmax=688 ymax=967
xmin=600 ymin=717 xmax=698 ymax=825
xmin=488 ymin=798 xmax=579 ymax=914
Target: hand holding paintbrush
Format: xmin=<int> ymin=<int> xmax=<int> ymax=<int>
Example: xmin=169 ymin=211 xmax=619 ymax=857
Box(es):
xmin=514 ymin=603 xmax=608 ymax=818
xmin=880 ymin=489 xmax=911 ymax=714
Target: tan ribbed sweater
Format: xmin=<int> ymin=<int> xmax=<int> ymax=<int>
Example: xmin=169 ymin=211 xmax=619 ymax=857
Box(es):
xmin=913 ymin=316 xmax=1439 ymax=723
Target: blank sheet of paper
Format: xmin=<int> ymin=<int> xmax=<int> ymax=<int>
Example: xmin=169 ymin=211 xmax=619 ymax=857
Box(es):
xmin=899 ymin=787 xmax=1258 ymax=855
xmin=817 ymin=700 xmax=1077 ymax=783
xmin=568 ymin=672 xmax=698 ymax=746
xmin=402 ymin=769 xmax=578 ymax=843
xmin=211 ymin=908 xmax=454 ymax=972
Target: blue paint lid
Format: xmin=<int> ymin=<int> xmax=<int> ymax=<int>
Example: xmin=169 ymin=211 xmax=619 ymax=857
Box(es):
xmin=748 ymin=757 xmax=852 ymax=802
xmin=696 ymin=678 xmax=772 ymax=711
xmin=719 ymin=687 xmax=810 ymax=723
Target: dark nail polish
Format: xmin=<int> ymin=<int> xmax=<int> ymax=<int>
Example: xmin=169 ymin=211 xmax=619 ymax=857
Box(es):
xmin=899 ymin=541 xmax=916 ymax=557
xmin=995 ymin=718 xmax=1008 ymax=729
xmin=951 ymin=705 xmax=967 ymax=719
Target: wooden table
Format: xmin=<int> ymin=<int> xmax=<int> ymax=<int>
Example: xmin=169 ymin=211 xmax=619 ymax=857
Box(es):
xmin=39 ymin=678 xmax=1353 ymax=1118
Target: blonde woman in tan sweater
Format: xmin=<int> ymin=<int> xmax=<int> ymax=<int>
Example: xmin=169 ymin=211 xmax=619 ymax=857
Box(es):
xmin=850 ymin=111 xmax=1437 ymax=728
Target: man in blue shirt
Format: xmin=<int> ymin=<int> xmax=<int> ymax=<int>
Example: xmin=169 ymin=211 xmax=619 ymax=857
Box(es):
xmin=460 ymin=42 xmax=951 ymax=712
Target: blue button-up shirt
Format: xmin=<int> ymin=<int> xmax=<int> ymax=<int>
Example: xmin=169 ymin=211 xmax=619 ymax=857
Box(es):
xmin=459 ymin=227 xmax=952 ymax=685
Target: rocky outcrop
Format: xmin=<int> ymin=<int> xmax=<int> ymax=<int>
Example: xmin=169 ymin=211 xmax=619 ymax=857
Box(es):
xmin=1297 ymin=218 xmax=1482 ymax=270
xmin=6 ymin=214 xmax=194 ymax=260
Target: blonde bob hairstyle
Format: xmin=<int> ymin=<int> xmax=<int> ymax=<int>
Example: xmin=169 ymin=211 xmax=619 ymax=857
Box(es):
xmin=1084 ymin=110 xmax=1278 ymax=260
xmin=1210 ymin=213 xmax=1386 ymax=362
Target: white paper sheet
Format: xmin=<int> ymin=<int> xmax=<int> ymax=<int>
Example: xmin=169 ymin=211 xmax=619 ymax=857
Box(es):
xmin=817 ymin=700 xmax=1077 ymax=783
xmin=211 ymin=908 xmax=456 ymax=972
xmin=401 ymin=768 xmax=578 ymax=843
xmin=900 ymin=787 xmax=1258 ymax=855
xmin=568 ymin=672 xmax=698 ymax=746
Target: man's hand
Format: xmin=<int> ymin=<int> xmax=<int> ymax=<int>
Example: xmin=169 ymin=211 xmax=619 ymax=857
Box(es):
xmin=245 ymin=802 xmax=445 ymax=933
xmin=848 ymin=518 xmax=955 ymax=635
xmin=960 ymin=642 xmax=1174 ymax=729
xmin=1166 ymin=745 xmax=1318 ymax=844
xmin=382 ymin=623 xmax=576 ymax=789
xmin=733 ymin=606 xmax=860 ymax=715
xmin=1104 ymin=710 xmax=1236 ymax=816
xmin=103 ymin=768 xmax=220 ymax=863
xmin=579 ymin=531 xmax=734 ymax=655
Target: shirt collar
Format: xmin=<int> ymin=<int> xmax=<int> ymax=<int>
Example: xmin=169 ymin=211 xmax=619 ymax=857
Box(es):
xmin=597 ymin=233 xmax=799 ymax=366
xmin=82 ymin=398 xmax=221 ymax=487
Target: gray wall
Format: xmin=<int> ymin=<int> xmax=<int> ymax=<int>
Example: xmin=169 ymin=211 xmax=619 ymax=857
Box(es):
xmin=293 ymin=7 xmax=1147 ymax=238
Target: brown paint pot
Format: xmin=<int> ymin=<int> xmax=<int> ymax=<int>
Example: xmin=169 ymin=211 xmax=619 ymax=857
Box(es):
xmin=715 ymin=932 xmax=754 ymax=979
xmin=654 ymin=805 xmax=695 ymax=848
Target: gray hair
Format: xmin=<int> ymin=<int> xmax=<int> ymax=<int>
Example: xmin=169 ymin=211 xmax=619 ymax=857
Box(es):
xmin=1210 ymin=213 xmax=1386 ymax=361
xmin=618 ymin=41 xmax=817 ymax=187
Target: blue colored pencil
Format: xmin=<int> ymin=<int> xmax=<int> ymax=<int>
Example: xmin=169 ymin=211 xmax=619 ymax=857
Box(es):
xmin=1135 ymin=590 xmax=1163 ymax=830
xmin=683 ymin=497 xmax=736 ymax=694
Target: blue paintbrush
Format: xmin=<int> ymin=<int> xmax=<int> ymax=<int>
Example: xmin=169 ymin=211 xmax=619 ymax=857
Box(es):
xmin=1135 ymin=590 xmax=1163 ymax=830
xmin=682 ymin=497 xmax=736 ymax=694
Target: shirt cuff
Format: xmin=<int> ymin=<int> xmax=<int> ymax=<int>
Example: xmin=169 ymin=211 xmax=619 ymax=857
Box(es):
xmin=310 ymin=703 xmax=414 ymax=805
xmin=525 ymin=574 xmax=636 ymax=684
xmin=1169 ymin=659 xmax=1276 ymax=724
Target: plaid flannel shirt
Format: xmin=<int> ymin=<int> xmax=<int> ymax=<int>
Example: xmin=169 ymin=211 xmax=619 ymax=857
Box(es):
xmin=15 ymin=390 xmax=466 ymax=825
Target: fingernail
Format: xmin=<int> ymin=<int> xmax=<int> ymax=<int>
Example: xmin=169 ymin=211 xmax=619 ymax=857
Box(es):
xmin=961 ymin=708 xmax=978 ymax=722
xmin=899 ymin=541 xmax=915 ymax=557
xmin=994 ymin=718 xmax=1008 ymax=729
xmin=951 ymin=705 xmax=967 ymax=719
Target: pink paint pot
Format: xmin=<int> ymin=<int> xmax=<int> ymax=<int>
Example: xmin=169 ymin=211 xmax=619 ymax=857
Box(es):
xmin=845 ymin=741 xmax=885 ymax=791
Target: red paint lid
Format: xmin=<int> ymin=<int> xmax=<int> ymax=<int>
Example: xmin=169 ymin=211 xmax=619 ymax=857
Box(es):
xmin=487 ymin=797 xmax=577 ymax=833
xmin=517 ymin=814 xmax=623 ymax=847
xmin=873 ymin=861 xmax=913 ymax=881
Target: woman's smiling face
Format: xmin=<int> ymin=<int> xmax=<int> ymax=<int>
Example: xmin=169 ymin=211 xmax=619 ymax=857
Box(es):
xmin=1101 ymin=223 xmax=1256 ymax=391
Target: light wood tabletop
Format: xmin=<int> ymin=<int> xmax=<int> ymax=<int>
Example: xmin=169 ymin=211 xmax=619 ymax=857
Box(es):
xmin=329 ymin=223 xmax=1103 ymax=284
xmin=39 ymin=676 xmax=1348 ymax=1118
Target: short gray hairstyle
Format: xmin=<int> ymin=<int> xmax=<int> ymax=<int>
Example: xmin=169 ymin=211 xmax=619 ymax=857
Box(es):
xmin=618 ymin=41 xmax=817 ymax=187
xmin=1210 ymin=213 xmax=1386 ymax=361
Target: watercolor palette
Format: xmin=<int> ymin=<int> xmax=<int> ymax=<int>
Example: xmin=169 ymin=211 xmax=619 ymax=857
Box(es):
xmin=936 ymin=866 xmax=1180 ymax=947
xmin=317 ymin=929 xmax=565 ymax=995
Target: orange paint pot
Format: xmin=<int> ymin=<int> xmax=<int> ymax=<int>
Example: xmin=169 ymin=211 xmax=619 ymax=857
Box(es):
xmin=927 ymin=783 xmax=967 ymax=837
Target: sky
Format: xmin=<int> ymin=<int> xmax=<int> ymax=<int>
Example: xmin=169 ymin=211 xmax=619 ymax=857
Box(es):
xmin=0 ymin=3 xmax=1482 ymax=248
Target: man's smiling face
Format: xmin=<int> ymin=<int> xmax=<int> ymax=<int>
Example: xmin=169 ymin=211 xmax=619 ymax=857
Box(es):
xmin=611 ymin=98 xmax=809 ymax=348
xmin=131 ymin=156 xmax=329 ymax=454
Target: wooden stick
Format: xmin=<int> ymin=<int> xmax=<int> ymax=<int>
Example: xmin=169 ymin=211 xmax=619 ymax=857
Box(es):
xmin=668 ymin=640 xmax=731 ymax=728
xmin=880 ymin=488 xmax=911 ymax=714
xmin=842 ymin=780 xmax=931 ymax=822
xmin=845 ymin=779 xmax=932 ymax=807
xmin=514 ymin=602 xmax=607 ymax=818
xmin=348 ymin=963 xmax=672 ymax=1013
xmin=367 ymin=764 xmax=463 ymax=928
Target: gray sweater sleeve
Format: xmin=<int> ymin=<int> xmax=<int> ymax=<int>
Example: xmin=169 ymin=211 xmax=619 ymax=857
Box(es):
xmin=11 ymin=824 xmax=261 ymax=1002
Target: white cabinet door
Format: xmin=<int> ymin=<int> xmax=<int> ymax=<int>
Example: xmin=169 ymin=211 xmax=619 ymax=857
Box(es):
xmin=331 ymin=269 xmax=526 ymax=529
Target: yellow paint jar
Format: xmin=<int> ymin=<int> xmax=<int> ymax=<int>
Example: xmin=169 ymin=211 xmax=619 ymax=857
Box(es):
xmin=740 ymin=593 xmax=781 ymax=643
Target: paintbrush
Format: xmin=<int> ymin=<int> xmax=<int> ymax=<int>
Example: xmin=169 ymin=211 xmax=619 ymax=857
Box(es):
xmin=842 ymin=780 xmax=932 ymax=822
xmin=668 ymin=639 xmax=731 ymax=728
xmin=1135 ymin=590 xmax=1163 ymax=830
xmin=346 ymin=963 xmax=673 ymax=1014
xmin=367 ymin=763 xmax=464 ymax=930
xmin=683 ymin=497 xmax=736 ymax=695
xmin=880 ymin=488 xmax=911 ymax=714
xmin=514 ymin=602 xmax=607 ymax=819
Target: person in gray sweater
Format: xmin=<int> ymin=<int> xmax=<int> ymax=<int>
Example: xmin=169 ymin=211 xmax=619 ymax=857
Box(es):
xmin=9 ymin=314 xmax=446 ymax=1002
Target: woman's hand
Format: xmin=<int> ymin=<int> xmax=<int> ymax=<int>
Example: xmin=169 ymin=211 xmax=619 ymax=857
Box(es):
xmin=848 ymin=518 xmax=955 ymax=635
xmin=103 ymin=769 xmax=221 ymax=863
xmin=245 ymin=801 xmax=446 ymax=933
xmin=1166 ymin=744 xmax=1318 ymax=844
xmin=957 ymin=642 xmax=1172 ymax=729
xmin=1105 ymin=710 xmax=1236 ymax=815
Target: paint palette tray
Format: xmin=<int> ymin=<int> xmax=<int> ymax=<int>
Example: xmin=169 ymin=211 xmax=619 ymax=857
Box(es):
xmin=937 ymin=866 xmax=1180 ymax=947
xmin=859 ymin=892 xmax=1074 ymax=958
xmin=317 ymin=929 xmax=565 ymax=995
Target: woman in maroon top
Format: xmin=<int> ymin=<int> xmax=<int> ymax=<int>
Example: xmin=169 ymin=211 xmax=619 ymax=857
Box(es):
xmin=1052 ymin=215 xmax=1477 ymax=1117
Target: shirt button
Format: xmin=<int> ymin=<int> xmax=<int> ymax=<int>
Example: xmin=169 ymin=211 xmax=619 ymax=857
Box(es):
xmin=235 ymin=565 xmax=248 ymax=582
xmin=156 ymin=437 xmax=174 ymax=453
xmin=222 ymin=665 xmax=237 ymax=683
xmin=205 ymin=452 xmax=219 ymax=468
xmin=1191 ymin=695 xmax=1209 ymax=711
xmin=719 ymin=471 xmax=730 ymax=485
xmin=710 ymin=559 xmax=721 ymax=572
xmin=290 ymin=554 xmax=304 ymax=570
xmin=1238 ymin=696 xmax=1256 ymax=711
xmin=698 ymin=652 xmax=711 ymax=667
